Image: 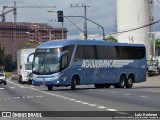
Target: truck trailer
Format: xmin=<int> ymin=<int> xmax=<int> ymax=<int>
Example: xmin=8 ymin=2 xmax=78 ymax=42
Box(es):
xmin=17 ymin=48 xmax=35 ymax=84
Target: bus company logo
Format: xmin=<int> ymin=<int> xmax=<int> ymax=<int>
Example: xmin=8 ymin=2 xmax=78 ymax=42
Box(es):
xmin=81 ymin=60 xmax=114 ymax=68
xmin=81 ymin=60 xmax=134 ymax=68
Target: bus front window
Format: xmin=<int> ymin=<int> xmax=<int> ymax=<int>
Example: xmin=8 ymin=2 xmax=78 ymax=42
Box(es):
xmin=32 ymin=48 xmax=61 ymax=75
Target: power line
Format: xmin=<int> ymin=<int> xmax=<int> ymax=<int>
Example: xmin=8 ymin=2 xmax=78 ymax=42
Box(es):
xmin=110 ymin=20 xmax=160 ymax=35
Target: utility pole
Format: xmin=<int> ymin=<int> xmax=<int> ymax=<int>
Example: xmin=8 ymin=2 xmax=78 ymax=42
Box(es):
xmin=71 ymin=4 xmax=89 ymax=39
xmin=149 ymin=0 xmax=155 ymax=59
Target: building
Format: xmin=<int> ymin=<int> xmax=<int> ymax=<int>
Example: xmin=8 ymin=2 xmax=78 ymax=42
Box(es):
xmin=117 ymin=0 xmax=153 ymax=59
xmin=0 ymin=22 xmax=67 ymax=60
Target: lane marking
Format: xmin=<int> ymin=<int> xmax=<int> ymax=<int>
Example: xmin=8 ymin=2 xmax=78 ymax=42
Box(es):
xmin=98 ymin=106 xmax=106 ymax=109
xmin=13 ymin=97 xmax=20 ymax=99
xmin=141 ymin=96 xmax=149 ymax=99
xmin=4 ymin=98 xmax=11 ymax=100
xmin=7 ymin=80 xmax=119 ymax=111
xmin=36 ymin=96 xmax=43 ymax=98
xmin=124 ymin=94 xmax=131 ymax=96
xmin=10 ymin=87 xmax=15 ymax=89
xmin=107 ymin=109 xmax=117 ymax=111
xmin=0 ymin=88 xmax=4 ymax=90
xmin=110 ymin=92 xmax=116 ymax=94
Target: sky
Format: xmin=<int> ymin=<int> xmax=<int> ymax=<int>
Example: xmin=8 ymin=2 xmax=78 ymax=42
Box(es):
xmin=0 ymin=0 xmax=160 ymax=39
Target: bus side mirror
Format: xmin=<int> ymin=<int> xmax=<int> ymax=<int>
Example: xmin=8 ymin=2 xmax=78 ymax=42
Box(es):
xmin=61 ymin=55 xmax=68 ymax=69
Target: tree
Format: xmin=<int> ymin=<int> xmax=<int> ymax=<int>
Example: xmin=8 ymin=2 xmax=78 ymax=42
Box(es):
xmin=0 ymin=44 xmax=5 ymax=71
xmin=155 ymin=38 xmax=160 ymax=50
xmin=155 ymin=38 xmax=160 ymax=56
xmin=106 ymin=36 xmax=118 ymax=42
xmin=4 ymin=55 xmax=17 ymax=72
xmin=0 ymin=44 xmax=17 ymax=72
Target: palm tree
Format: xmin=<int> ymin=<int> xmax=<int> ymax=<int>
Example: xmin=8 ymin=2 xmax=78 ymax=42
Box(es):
xmin=106 ymin=36 xmax=117 ymax=42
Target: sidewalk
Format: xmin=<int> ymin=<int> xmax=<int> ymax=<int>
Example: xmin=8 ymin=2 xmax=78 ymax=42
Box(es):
xmin=134 ymin=75 xmax=160 ymax=87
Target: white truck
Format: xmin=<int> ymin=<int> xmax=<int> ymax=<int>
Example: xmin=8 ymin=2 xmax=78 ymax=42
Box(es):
xmin=147 ymin=60 xmax=160 ymax=77
xmin=17 ymin=48 xmax=35 ymax=84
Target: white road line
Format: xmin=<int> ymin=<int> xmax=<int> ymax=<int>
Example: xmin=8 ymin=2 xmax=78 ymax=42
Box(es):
xmin=107 ymin=109 xmax=118 ymax=111
xmin=124 ymin=94 xmax=131 ymax=96
xmin=75 ymin=101 xmax=82 ymax=103
xmin=4 ymin=98 xmax=11 ymax=100
xmin=81 ymin=102 xmax=89 ymax=105
xmin=110 ymin=92 xmax=116 ymax=94
xmin=141 ymin=96 xmax=149 ymax=99
xmin=98 ymin=106 xmax=106 ymax=109
xmin=36 ymin=96 xmax=43 ymax=98
xmin=9 ymin=86 xmax=15 ymax=89
xmin=7 ymin=80 xmax=119 ymax=112
xmin=27 ymin=96 xmax=34 ymax=98
xmin=88 ymin=104 xmax=97 ymax=107
xmin=0 ymin=88 xmax=4 ymax=90
xmin=69 ymin=99 xmax=75 ymax=101
xmin=100 ymin=90 xmax=105 ymax=92
xmin=13 ymin=97 xmax=20 ymax=99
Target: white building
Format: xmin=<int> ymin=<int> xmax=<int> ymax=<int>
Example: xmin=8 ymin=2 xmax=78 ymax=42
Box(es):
xmin=117 ymin=0 xmax=153 ymax=59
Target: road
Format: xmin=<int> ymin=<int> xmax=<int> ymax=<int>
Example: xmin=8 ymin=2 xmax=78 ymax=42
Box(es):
xmin=0 ymin=75 xmax=160 ymax=120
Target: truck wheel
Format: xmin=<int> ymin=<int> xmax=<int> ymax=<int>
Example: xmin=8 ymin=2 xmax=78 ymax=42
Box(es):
xmin=47 ymin=86 xmax=53 ymax=91
xmin=126 ymin=76 xmax=133 ymax=88
xmin=71 ymin=77 xmax=77 ymax=90
xmin=4 ymin=82 xmax=7 ymax=85
xmin=114 ymin=75 xmax=125 ymax=88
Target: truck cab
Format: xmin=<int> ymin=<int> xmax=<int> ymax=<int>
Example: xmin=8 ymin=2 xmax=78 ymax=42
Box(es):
xmin=147 ymin=60 xmax=160 ymax=77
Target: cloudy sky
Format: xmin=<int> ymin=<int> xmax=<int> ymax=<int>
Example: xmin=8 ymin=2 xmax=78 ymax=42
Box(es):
xmin=0 ymin=0 xmax=160 ymax=39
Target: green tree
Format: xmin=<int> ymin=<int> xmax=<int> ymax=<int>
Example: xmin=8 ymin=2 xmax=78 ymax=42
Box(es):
xmin=106 ymin=36 xmax=118 ymax=42
xmin=4 ymin=55 xmax=17 ymax=72
xmin=155 ymin=38 xmax=160 ymax=50
xmin=0 ymin=44 xmax=17 ymax=72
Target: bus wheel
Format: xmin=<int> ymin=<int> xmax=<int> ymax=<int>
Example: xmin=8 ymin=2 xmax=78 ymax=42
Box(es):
xmin=47 ymin=85 xmax=53 ymax=91
xmin=71 ymin=77 xmax=77 ymax=90
xmin=126 ymin=76 xmax=133 ymax=88
xmin=114 ymin=75 xmax=125 ymax=88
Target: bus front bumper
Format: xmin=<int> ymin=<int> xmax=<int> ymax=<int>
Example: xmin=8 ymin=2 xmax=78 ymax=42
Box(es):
xmin=32 ymin=75 xmax=62 ymax=86
xmin=32 ymin=79 xmax=60 ymax=86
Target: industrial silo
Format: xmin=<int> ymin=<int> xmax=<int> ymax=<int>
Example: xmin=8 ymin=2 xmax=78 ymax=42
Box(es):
xmin=117 ymin=0 xmax=153 ymax=59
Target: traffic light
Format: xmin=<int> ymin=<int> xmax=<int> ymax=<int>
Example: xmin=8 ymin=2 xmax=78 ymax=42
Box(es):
xmin=57 ymin=11 xmax=64 ymax=22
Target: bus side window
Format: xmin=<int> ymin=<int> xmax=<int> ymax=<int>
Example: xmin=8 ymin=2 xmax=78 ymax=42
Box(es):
xmin=74 ymin=46 xmax=85 ymax=62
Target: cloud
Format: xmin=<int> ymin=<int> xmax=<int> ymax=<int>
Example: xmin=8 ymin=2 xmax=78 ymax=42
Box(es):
xmin=1 ymin=0 xmax=160 ymax=38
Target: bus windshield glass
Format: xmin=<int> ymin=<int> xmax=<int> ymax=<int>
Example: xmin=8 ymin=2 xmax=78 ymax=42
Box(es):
xmin=32 ymin=48 xmax=61 ymax=75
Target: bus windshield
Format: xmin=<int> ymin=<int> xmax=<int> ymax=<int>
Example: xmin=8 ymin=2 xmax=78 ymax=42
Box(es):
xmin=32 ymin=48 xmax=61 ymax=75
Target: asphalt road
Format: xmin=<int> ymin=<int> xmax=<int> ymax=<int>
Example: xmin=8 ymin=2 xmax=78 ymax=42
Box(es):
xmin=0 ymin=75 xmax=160 ymax=120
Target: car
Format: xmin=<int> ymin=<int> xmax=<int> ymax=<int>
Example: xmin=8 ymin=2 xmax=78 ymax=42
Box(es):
xmin=0 ymin=73 xmax=7 ymax=85
xmin=11 ymin=71 xmax=18 ymax=80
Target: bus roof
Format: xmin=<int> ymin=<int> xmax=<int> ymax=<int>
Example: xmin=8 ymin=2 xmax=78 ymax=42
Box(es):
xmin=37 ymin=39 xmax=145 ymax=49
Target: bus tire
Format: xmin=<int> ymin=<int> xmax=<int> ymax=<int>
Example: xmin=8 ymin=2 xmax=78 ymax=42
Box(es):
xmin=47 ymin=85 xmax=53 ymax=91
xmin=114 ymin=75 xmax=126 ymax=88
xmin=126 ymin=76 xmax=134 ymax=88
xmin=71 ymin=77 xmax=77 ymax=90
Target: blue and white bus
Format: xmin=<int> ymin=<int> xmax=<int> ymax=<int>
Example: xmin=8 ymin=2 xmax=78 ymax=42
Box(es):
xmin=32 ymin=39 xmax=146 ymax=90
